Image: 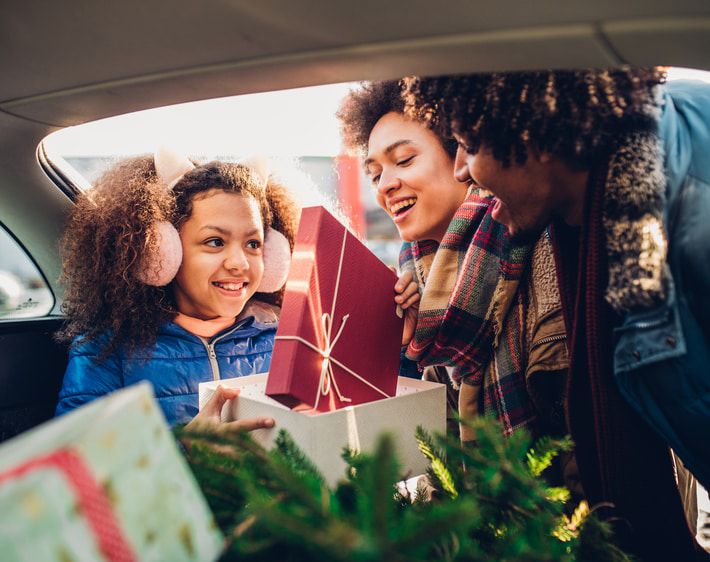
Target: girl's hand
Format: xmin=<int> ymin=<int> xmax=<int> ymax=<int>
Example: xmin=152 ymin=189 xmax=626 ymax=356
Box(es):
xmin=394 ymin=270 xmax=420 ymax=346
xmin=186 ymin=385 xmax=275 ymax=433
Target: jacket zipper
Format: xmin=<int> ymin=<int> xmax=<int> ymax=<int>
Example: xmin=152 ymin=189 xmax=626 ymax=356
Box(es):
xmin=199 ymin=339 xmax=220 ymax=381
xmin=198 ymin=322 xmax=249 ymax=381
xmin=629 ymin=317 xmax=667 ymax=330
xmin=535 ymin=333 xmax=566 ymax=346
xmin=529 ymin=333 xmax=566 ymax=350
xmin=526 ymin=333 xmax=567 ymax=356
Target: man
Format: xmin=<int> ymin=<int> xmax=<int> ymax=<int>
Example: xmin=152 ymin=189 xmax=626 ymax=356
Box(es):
xmin=405 ymin=69 xmax=710 ymax=560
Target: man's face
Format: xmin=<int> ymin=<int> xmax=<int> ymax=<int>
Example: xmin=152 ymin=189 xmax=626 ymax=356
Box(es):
xmin=453 ymin=137 xmax=555 ymax=244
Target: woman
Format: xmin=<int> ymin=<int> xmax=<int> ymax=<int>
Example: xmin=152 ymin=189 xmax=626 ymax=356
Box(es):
xmin=337 ymin=81 xmax=573 ymax=478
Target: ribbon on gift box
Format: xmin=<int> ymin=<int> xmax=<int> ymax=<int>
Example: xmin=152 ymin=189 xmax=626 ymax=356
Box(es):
xmin=276 ymin=227 xmax=393 ymax=410
xmin=0 ymin=448 xmax=137 ymax=562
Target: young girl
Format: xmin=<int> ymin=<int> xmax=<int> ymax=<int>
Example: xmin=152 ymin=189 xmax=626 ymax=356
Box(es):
xmin=338 ymin=81 xmax=570 ymax=448
xmin=56 ymin=149 xmax=298 ymax=428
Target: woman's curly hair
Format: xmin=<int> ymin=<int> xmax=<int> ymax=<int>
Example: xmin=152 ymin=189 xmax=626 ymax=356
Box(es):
xmin=337 ymin=79 xmax=457 ymax=158
xmin=404 ymin=67 xmax=666 ymax=169
xmin=58 ymin=156 xmax=299 ymax=357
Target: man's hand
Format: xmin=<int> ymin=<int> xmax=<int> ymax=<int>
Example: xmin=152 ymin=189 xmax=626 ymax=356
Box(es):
xmin=186 ymin=385 xmax=275 ymax=433
xmin=394 ymin=270 xmax=421 ymax=346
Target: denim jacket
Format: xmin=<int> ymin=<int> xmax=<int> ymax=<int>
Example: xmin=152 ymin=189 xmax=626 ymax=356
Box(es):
xmin=613 ymin=80 xmax=710 ymax=487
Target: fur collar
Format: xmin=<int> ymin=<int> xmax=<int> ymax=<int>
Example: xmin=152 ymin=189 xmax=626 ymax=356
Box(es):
xmin=603 ymin=129 xmax=669 ymax=313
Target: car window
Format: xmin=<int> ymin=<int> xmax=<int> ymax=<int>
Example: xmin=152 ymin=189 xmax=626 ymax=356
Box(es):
xmin=42 ymin=69 xmax=709 ymax=272
xmin=0 ymin=225 xmax=54 ymax=320
xmin=42 ymin=83 xmax=402 ymax=266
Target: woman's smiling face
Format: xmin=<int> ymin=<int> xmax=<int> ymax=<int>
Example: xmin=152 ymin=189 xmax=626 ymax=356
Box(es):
xmin=365 ymin=112 xmax=467 ymax=243
xmin=172 ymin=190 xmax=265 ymax=320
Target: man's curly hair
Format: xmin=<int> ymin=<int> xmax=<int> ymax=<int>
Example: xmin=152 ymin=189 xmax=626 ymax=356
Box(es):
xmin=58 ymin=156 xmax=299 ymax=358
xmin=337 ymin=79 xmax=457 ymax=158
xmin=404 ymin=67 xmax=666 ymax=169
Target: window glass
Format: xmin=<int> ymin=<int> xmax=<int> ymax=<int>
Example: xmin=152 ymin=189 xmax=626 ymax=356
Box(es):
xmin=0 ymin=225 xmax=54 ymax=319
xmin=42 ymin=83 xmax=401 ymax=265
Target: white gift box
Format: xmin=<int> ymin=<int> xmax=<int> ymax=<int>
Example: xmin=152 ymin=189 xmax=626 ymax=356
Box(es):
xmin=0 ymin=382 xmax=224 ymax=562
xmin=199 ymin=374 xmax=446 ymax=486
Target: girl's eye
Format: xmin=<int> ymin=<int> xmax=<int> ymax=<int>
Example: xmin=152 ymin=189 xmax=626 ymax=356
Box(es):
xmin=397 ymin=155 xmax=414 ymax=167
xmin=205 ymin=238 xmax=224 ymax=248
xmin=246 ymin=239 xmax=262 ymax=250
xmin=370 ymin=173 xmax=381 ymax=186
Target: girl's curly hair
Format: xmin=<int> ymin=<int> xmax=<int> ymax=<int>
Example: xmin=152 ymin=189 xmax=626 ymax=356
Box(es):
xmin=58 ymin=156 xmax=299 ymax=357
xmin=337 ymin=79 xmax=457 ymax=158
xmin=404 ymin=67 xmax=666 ymax=169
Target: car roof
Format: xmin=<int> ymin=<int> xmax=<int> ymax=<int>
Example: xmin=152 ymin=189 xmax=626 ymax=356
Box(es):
xmin=0 ymin=0 xmax=709 ymax=310
xmin=2 ymin=0 xmax=709 ymax=126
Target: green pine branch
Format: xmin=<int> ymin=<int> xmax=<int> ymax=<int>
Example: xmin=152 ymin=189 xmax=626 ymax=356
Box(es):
xmin=526 ymin=434 xmax=574 ymax=477
xmin=175 ymin=416 xmax=632 ymax=562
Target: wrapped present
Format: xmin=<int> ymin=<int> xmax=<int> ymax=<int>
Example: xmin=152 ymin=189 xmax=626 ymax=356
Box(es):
xmin=265 ymin=206 xmax=403 ymax=412
xmin=0 ymin=383 xmax=224 ymax=562
xmin=201 ymin=374 xmax=446 ymax=486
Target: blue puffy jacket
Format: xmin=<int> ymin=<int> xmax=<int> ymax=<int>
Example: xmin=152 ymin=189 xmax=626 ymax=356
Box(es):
xmin=613 ymin=80 xmax=710 ymax=488
xmin=56 ymin=302 xmax=278 ymax=425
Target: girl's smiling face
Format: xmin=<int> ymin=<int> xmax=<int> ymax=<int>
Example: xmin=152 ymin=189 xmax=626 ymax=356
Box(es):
xmin=365 ymin=112 xmax=467 ymax=243
xmin=172 ymin=190 xmax=265 ymax=320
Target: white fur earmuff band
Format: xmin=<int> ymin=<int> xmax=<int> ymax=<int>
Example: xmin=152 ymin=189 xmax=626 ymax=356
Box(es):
xmin=257 ymin=227 xmax=292 ymax=293
xmin=242 ymin=154 xmax=270 ymax=190
xmin=155 ymin=145 xmax=195 ymax=189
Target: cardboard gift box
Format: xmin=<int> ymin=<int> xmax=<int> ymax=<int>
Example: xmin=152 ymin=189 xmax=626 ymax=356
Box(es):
xmin=265 ymin=205 xmax=404 ymax=412
xmin=0 ymin=383 xmax=224 ymax=562
xmin=200 ymin=374 xmax=446 ymax=486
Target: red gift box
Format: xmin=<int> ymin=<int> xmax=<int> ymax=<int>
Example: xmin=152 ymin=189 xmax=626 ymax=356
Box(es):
xmin=265 ymin=206 xmax=404 ymax=412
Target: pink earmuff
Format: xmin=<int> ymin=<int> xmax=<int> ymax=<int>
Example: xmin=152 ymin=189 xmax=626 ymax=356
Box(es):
xmin=135 ymin=220 xmax=183 ymax=286
xmin=257 ymin=228 xmax=291 ymax=293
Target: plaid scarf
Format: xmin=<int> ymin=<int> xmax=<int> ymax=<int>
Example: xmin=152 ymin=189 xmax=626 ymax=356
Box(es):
xmin=399 ymin=190 xmax=537 ymax=436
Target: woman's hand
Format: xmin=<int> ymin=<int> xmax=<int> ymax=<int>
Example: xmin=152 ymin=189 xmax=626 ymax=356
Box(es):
xmin=394 ymin=270 xmax=420 ymax=346
xmin=186 ymin=385 xmax=275 ymax=433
